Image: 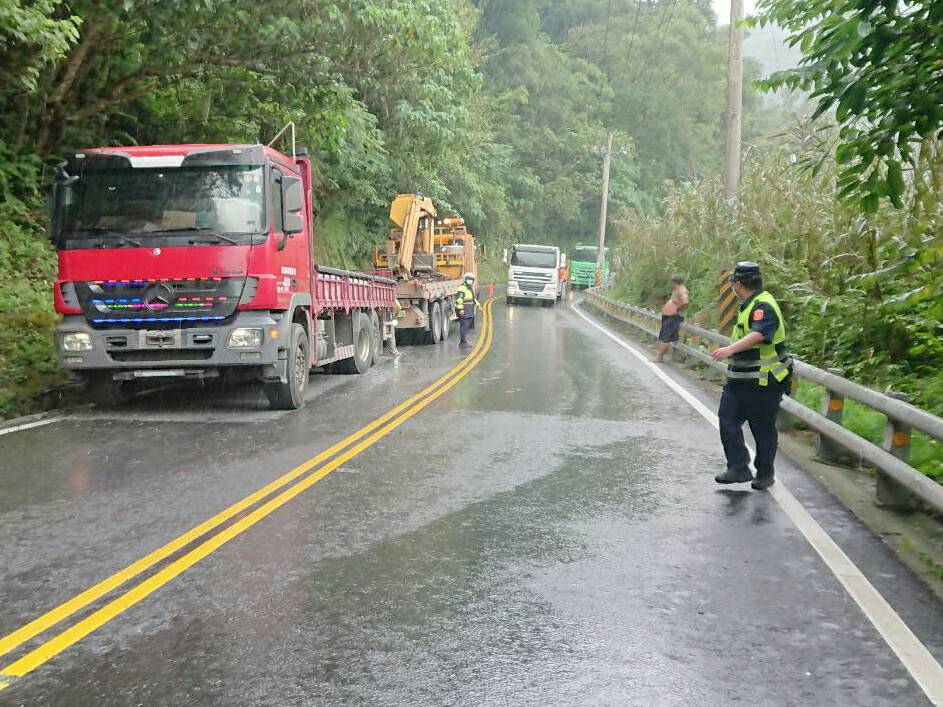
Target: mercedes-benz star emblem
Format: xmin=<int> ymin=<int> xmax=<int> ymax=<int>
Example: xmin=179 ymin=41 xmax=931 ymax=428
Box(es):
xmin=143 ymin=284 xmax=174 ymax=313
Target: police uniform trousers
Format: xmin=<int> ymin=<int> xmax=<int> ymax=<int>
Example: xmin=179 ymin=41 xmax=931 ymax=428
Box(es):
xmin=718 ymin=378 xmax=784 ymax=477
xmin=459 ymin=303 xmax=475 ymax=345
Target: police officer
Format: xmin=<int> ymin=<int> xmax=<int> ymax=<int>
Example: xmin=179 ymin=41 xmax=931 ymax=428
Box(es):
xmin=455 ymin=272 xmax=480 ymax=350
xmin=710 ymin=262 xmax=792 ymax=490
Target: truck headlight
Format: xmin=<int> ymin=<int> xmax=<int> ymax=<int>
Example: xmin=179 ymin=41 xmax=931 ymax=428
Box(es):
xmin=227 ymin=327 xmax=263 ymax=349
xmin=61 ymin=332 xmax=93 ymax=352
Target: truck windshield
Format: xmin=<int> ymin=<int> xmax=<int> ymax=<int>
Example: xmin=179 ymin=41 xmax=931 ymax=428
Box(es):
xmin=571 ymin=247 xmax=598 ymax=262
xmin=511 ymin=249 xmax=557 ymax=268
xmin=54 ymin=165 xmax=265 ymax=246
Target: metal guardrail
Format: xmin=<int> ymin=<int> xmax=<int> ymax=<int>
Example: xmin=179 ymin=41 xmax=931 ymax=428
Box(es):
xmin=583 ymin=287 xmax=943 ymax=517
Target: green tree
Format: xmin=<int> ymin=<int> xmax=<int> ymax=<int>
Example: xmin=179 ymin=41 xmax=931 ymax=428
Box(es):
xmin=0 ymin=0 xmax=80 ymax=152
xmin=752 ymin=0 xmax=943 ymax=212
xmin=753 ymin=0 xmax=942 ymax=319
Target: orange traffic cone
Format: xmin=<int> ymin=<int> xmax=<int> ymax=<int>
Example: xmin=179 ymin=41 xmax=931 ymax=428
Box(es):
xmin=487 ymin=281 xmax=494 ymax=296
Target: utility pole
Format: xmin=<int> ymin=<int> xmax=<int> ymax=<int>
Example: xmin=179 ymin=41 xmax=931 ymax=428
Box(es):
xmin=723 ymin=0 xmax=744 ymax=203
xmin=596 ymin=128 xmax=613 ymax=285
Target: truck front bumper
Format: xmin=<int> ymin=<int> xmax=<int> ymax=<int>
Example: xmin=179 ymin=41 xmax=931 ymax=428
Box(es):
xmin=506 ymin=283 xmax=557 ymax=300
xmin=55 ymin=311 xmax=289 ymax=381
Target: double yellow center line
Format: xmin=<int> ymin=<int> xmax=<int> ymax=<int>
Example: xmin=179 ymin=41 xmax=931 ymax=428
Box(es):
xmin=0 ymin=299 xmax=496 ymax=690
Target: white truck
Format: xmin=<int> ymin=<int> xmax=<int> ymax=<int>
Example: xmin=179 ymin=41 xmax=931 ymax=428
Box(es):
xmin=504 ymin=244 xmax=567 ymax=306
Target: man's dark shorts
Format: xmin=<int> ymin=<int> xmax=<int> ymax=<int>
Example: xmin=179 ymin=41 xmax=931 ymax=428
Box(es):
xmin=658 ymin=314 xmax=683 ymax=343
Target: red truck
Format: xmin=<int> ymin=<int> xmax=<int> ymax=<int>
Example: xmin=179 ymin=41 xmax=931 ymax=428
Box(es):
xmin=49 ymin=143 xmax=397 ymax=410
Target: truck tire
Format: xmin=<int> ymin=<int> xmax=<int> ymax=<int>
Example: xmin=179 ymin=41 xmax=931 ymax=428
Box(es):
xmin=335 ymin=312 xmax=372 ymax=374
xmin=425 ymin=300 xmax=443 ymax=344
xmin=91 ymin=375 xmax=133 ymax=407
xmin=369 ymin=309 xmax=382 ymax=365
xmin=440 ymin=301 xmax=451 ymax=341
xmin=264 ymin=323 xmax=309 ymax=410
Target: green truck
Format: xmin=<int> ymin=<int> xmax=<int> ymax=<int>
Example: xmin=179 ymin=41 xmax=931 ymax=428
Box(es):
xmin=569 ymin=245 xmax=608 ymax=288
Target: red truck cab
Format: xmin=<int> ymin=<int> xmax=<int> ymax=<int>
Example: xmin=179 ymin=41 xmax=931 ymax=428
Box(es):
xmin=50 ymin=143 xmax=396 ymax=409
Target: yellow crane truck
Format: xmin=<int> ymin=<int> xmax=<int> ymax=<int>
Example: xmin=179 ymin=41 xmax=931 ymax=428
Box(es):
xmin=374 ymin=194 xmax=478 ymax=344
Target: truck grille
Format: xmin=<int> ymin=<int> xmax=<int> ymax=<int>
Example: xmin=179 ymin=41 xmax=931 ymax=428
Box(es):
xmin=109 ymin=350 xmax=214 ymax=362
xmin=516 ymin=272 xmax=552 ymax=293
xmin=76 ymin=278 xmax=246 ymax=329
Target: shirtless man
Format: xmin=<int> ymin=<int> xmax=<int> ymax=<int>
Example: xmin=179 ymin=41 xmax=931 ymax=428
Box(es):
xmin=652 ymin=275 xmax=689 ymax=362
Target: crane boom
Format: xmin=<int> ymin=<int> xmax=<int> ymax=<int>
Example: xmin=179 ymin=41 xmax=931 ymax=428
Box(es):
xmin=388 ymin=194 xmax=436 ymax=277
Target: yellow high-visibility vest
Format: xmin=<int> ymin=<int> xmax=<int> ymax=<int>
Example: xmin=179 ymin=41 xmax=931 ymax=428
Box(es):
xmin=728 ymin=290 xmax=790 ymax=387
xmin=455 ymin=283 xmax=478 ymax=315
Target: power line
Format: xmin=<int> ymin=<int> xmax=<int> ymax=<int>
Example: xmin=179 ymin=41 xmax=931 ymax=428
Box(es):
xmin=602 ymin=0 xmax=613 ymax=81
xmin=620 ymin=1 xmax=644 ymax=75
xmin=626 ymin=0 xmax=679 ymax=86
xmin=596 ymin=0 xmax=615 ymax=118
xmin=644 ymin=0 xmax=680 ymax=82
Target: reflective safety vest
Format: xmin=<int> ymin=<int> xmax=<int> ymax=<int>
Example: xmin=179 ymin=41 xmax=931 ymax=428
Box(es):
xmin=455 ymin=283 xmax=478 ymax=316
xmin=728 ymin=290 xmax=791 ymax=387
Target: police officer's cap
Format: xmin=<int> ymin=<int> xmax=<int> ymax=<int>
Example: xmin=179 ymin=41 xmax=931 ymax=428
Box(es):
xmin=729 ymin=261 xmax=761 ymax=282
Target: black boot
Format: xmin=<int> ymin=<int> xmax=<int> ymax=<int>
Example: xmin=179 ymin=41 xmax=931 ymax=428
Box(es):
xmin=714 ymin=466 xmax=754 ymax=484
xmin=751 ymin=473 xmax=775 ymax=490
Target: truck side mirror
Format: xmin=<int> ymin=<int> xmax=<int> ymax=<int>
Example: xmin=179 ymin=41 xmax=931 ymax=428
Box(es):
xmin=47 ymin=183 xmax=60 ymax=245
xmin=48 ymin=164 xmax=79 ymax=246
xmin=282 ymin=176 xmax=304 ymax=235
xmin=502 ymin=248 xmax=508 ymax=264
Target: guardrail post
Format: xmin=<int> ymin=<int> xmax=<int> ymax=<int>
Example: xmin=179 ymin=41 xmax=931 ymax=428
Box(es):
xmin=877 ymin=392 xmax=917 ymax=511
xmin=671 ymin=330 xmax=686 ymax=363
xmin=815 ymin=368 xmax=853 ymax=463
xmin=636 ymin=310 xmax=650 ymax=342
xmin=699 ymin=345 xmax=723 ymax=383
xmin=775 ymin=377 xmax=798 ymax=431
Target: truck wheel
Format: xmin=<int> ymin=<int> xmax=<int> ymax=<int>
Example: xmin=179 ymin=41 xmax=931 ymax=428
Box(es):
xmin=369 ymin=309 xmax=382 ymax=365
xmin=425 ymin=301 xmax=443 ymax=344
xmin=264 ymin=323 xmax=309 ymax=410
xmin=335 ymin=313 xmax=372 ymax=374
xmin=440 ymin=301 xmax=451 ymax=341
xmin=91 ymin=375 xmax=133 ymax=407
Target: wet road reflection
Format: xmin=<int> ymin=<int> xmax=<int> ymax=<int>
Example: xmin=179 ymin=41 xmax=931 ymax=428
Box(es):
xmin=0 ymin=299 xmax=940 ymax=706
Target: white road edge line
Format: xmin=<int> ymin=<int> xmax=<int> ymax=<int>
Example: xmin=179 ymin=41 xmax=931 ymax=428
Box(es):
xmin=570 ymin=300 xmax=943 ymax=706
xmin=0 ymin=416 xmax=65 ymax=437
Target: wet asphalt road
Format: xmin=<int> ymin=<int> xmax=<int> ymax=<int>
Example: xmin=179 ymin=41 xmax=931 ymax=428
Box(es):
xmin=1 ymin=296 xmax=942 ymax=706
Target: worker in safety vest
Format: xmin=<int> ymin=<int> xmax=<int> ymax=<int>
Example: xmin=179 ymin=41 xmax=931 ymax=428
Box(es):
xmin=710 ymin=262 xmax=793 ymax=490
xmin=455 ymin=272 xmax=480 ymax=350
